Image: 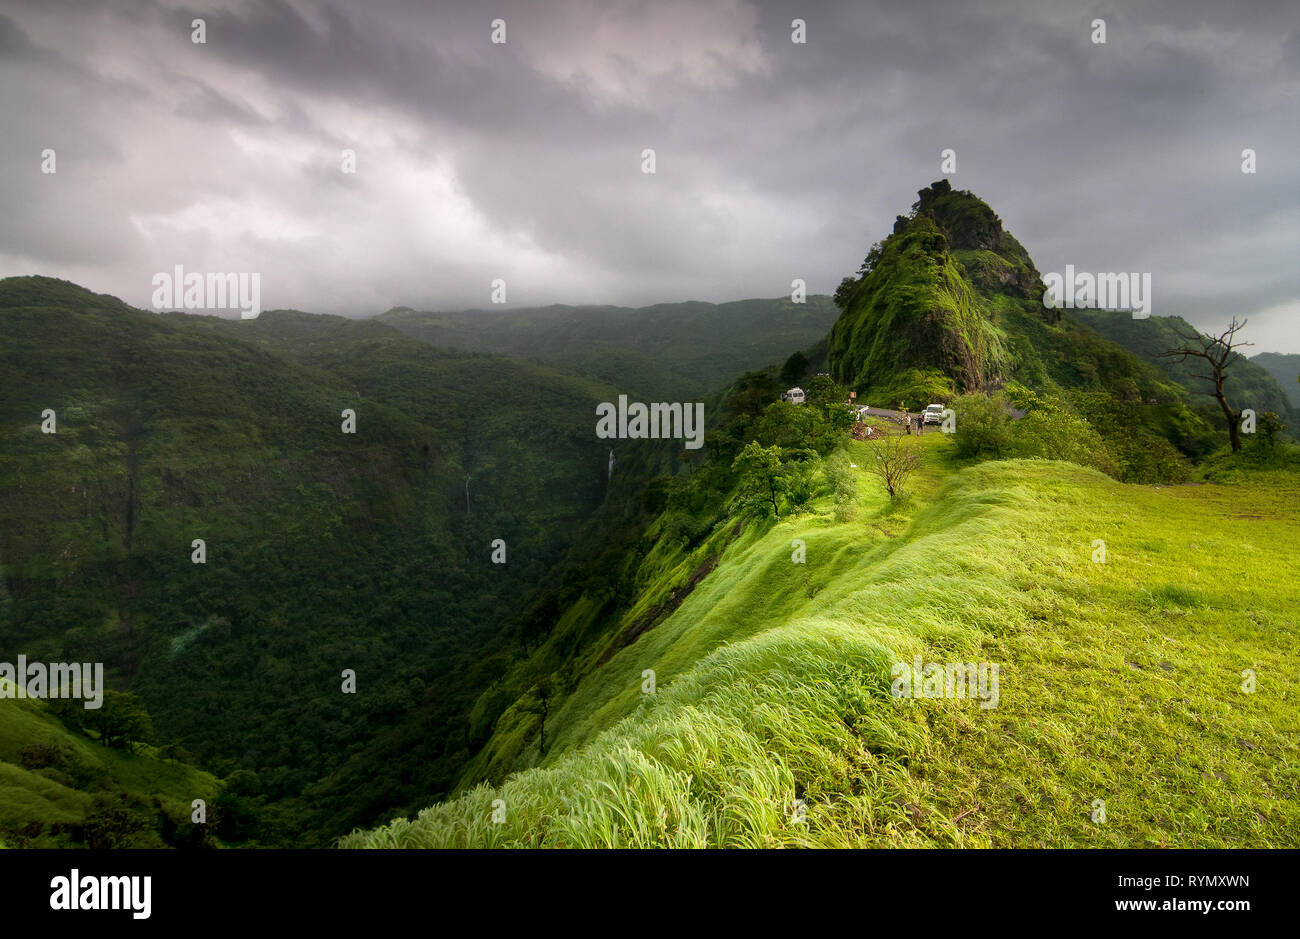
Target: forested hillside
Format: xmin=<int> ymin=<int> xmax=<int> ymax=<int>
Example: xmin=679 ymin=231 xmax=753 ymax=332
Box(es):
xmin=0 ymin=276 xmax=652 ymax=844
xmin=1072 ymin=310 xmax=1294 ymax=423
xmin=0 ymin=678 xmax=220 ymax=848
xmin=0 ymin=275 xmax=839 ymax=846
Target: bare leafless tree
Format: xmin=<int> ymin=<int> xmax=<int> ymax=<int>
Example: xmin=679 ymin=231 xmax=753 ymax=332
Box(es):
xmin=869 ymin=433 xmax=920 ymax=498
xmin=1156 ymin=317 xmax=1253 ymax=452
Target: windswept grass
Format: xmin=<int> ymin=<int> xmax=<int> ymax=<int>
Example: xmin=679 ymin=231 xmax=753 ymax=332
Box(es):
xmin=343 ymin=446 xmax=1299 ymax=848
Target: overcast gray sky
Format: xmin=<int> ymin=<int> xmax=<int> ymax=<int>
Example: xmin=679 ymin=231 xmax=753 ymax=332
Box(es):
xmin=1 ymin=0 xmax=1297 ymax=350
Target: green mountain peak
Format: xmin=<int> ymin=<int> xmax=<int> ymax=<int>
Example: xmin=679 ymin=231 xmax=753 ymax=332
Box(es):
xmin=827 ymin=181 xmax=1053 ymax=403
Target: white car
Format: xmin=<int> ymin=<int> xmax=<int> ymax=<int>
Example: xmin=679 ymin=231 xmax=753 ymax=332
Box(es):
xmin=922 ymin=404 xmax=945 ymax=425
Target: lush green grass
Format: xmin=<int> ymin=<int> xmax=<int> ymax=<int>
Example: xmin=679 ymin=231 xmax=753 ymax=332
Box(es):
xmin=344 ymin=438 xmax=1299 ymax=847
xmin=0 ymin=680 xmax=219 ymax=847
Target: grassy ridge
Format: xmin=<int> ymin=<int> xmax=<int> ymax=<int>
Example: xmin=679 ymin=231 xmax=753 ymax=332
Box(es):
xmin=344 ymin=440 xmax=1299 ymax=847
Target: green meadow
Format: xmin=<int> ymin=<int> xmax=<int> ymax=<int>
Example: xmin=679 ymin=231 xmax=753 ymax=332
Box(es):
xmin=344 ymin=434 xmax=1299 ymax=847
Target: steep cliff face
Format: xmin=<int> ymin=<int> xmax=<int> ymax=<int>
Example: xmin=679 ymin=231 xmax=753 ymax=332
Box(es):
xmin=827 ymin=180 xmax=1052 ymax=405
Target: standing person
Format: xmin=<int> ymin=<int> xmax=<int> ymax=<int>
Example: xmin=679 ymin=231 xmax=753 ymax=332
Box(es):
xmin=915 ymin=413 xmax=924 ymax=436
xmin=904 ymin=412 xmax=912 ymax=434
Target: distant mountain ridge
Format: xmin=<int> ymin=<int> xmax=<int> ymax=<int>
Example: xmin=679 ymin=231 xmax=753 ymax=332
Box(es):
xmin=377 ymin=297 xmax=840 ymax=400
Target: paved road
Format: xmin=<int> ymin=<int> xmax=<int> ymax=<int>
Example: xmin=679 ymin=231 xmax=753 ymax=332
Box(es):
xmin=854 ymin=404 xmax=1025 ymax=423
xmin=853 ymin=404 xmax=953 ymax=435
xmin=855 ymin=405 xmax=910 ymax=422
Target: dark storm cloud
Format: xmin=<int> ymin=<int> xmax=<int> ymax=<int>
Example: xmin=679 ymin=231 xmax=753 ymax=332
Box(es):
xmin=0 ymin=12 xmax=39 ymax=58
xmin=0 ymin=0 xmax=1296 ymax=350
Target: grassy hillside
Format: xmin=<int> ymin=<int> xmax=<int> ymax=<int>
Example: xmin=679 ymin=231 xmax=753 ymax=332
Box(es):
xmin=0 ymin=275 xmax=668 ymax=844
xmin=377 ymin=297 xmax=840 ymax=401
xmin=0 ymin=681 xmax=219 ymax=848
xmin=1252 ymin=352 xmax=1300 ymax=410
xmin=345 ymin=435 xmax=1299 ymax=847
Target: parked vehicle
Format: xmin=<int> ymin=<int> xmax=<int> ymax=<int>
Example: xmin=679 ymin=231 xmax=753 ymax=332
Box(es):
xmin=923 ymin=404 xmax=946 ymax=425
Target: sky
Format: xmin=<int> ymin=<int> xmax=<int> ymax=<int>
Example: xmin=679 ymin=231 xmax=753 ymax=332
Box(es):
xmin=1 ymin=0 xmax=1297 ymax=351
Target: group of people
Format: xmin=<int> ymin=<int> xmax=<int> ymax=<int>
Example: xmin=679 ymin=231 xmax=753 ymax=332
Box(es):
xmin=903 ymin=412 xmax=925 ymax=435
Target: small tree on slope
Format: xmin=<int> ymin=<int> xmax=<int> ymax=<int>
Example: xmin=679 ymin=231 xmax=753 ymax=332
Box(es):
xmin=870 ymin=433 xmax=920 ymax=498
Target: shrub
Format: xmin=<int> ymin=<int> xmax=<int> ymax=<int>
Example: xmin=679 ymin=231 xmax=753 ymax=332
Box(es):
xmin=824 ymin=452 xmax=859 ymax=522
xmin=18 ymin=742 xmax=68 ymax=771
xmin=951 ymin=392 xmax=1013 ymax=459
xmin=1255 ymin=410 xmax=1287 ymax=450
xmin=1011 ymin=402 xmax=1120 ymax=478
xmin=783 ymin=452 xmax=821 ymax=513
